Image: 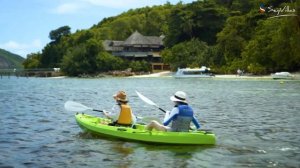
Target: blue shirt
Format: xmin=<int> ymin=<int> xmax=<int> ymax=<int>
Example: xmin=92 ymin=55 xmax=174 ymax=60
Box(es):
xmin=163 ymin=104 xmax=200 ymax=129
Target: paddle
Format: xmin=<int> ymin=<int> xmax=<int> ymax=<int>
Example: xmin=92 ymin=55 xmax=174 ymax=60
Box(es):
xmin=135 ymin=91 xmax=213 ymax=132
xmin=64 ymin=101 xmax=103 ymax=112
xmin=135 ymin=90 xmax=166 ymax=113
xmin=64 ymin=100 xmax=152 ymax=124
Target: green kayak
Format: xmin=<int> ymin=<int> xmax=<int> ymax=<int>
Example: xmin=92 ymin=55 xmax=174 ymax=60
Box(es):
xmin=75 ymin=113 xmax=216 ymax=145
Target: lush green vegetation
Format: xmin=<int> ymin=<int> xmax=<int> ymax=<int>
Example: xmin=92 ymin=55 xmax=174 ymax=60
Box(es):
xmin=23 ymin=0 xmax=300 ymax=76
xmin=0 ymin=49 xmax=24 ymax=69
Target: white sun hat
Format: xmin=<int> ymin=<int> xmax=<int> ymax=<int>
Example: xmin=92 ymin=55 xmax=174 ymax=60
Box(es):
xmin=170 ymin=91 xmax=187 ymax=103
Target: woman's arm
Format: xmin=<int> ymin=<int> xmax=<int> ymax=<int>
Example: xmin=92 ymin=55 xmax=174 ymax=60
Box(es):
xmin=192 ymin=116 xmax=201 ymax=129
xmin=104 ymin=104 xmax=119 ymax=121
xmin=163 ymin=107 xmax=179 ymax=126
xmin=131 ymin=109 xmax=137 ymax=124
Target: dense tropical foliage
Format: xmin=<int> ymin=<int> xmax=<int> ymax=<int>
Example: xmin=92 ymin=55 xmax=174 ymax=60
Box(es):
xmin=23 ymin=0 xmax=300 ymax=76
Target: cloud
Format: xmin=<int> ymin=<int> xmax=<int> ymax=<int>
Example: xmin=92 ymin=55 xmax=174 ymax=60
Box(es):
xmin=51 ymin=0 xmax=187 ymax=15
xmin=52 ymin=3 xmax=83 ymax=14
xmin=81 ymin=0 xmax=166 ymax=9
xmin=0 ymin=39 xmax=43 ymax=57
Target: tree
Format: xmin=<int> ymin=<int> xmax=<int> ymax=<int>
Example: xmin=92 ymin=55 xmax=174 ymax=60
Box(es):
xmin=38 ymin=26 xmax=72 ymax=68
xmin=40 ymin=43 xmax=64 ymax=68
xmin=162 ymin=38 xmax=209 ymax=71
xmin=165 ymin=1 xmax=228 ymax=47
xmin=49 ymin=26 xmax=71 ymax=42
xmin=267 ymin=17 xmax=300 ymax=71
xmin=129 ymin=60 xmax=150 ymax=72
xmin=60 ymin=45 xmax=88 ymax=76
xmin=164 ymin=5 xmax=192 ymax=47
xmin=61 ymin=39 xmax=104 ymax=76
xmin=216 ymin=16 xmax=246 ymax=65
xmin=110 ymin=18 xmax=133 ymax=40
xmin=96 ymin=52 xmax=126 ymax=72
xmin=145 ymin=8 xmax=169 ymax=35
xmin=23 ymin=53 xmax=41 ymax=69
xmin=242 ymin=16 xmax=300 ymax=73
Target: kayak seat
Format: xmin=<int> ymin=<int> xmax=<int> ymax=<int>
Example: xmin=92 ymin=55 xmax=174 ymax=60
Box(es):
xmin=108 ymin=121 xmax=136 ymax=128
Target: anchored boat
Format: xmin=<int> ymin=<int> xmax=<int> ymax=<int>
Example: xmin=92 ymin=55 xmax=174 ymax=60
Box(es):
xmin=271 ymin=72 xmax=294 ymax=80
xmin=75 ymin=113 xmax=216 ymax=145
xmin=174 ymin=66 xmax=214 ymax=78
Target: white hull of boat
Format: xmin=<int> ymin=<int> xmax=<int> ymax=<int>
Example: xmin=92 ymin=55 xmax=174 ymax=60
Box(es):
xmin=174 ymin=74 xmax=214 ymax=78
xmin=174 ymin=66 xmax=214 ymax=78
xmin=271 ymin=72 xmax=294 ymax=80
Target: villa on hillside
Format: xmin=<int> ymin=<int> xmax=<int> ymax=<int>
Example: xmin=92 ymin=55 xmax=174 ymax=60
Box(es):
xmin=102 ymin=31 xmax=170 ymax=72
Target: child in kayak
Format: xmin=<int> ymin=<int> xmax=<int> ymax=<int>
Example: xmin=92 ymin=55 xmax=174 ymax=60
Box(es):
xmin=146 ymin=91 xmax=200 ymax=132
xmin=103 ymin=91 xmax=136 ymax=126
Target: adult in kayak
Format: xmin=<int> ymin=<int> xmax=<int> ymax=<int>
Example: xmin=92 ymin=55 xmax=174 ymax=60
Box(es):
xmin=146 ymin=91 xmax=201 ymax=132
xmin=103 ymin=91 xmax=136 ymax=127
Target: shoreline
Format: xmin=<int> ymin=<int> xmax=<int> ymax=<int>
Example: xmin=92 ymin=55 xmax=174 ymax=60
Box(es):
xmin=131 ymin=71 xmax=300 ymax=80
xmin=31 ymin=71 xmax=300 ymax=80
xmin=214 ymin=74 xmax=272 ymax=80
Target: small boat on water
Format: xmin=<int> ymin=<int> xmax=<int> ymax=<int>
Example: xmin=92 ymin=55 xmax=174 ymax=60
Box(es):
xmin=271 ymin=72 xmax=294 ymax=80
xmin=75 ymin=113 xmax=216 ymax=145
xmin=174 ymin=66 xmax=214 ymax=78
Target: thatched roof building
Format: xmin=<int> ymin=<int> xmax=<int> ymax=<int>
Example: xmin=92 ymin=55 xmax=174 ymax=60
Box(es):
xmin=123 ymin=31 xmax=164 ymax=47
xmin=103 ymin=31 xmax=164 ymax=56
xmin=103 ymin=31 xmax=169 ymax=72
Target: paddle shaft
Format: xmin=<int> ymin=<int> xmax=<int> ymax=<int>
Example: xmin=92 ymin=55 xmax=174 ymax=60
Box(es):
xmin=158 ymin=107 xmax=166 ymax=113
xmin=93 ymin=109 xmax=103 ymax=112
xmin=136 ymin=91 xmax=167 ymax=114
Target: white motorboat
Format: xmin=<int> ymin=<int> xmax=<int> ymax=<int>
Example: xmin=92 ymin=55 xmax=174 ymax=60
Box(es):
xmin=174 ymin=66 xmax=214 ymax=78
xmin=271 ymin=72 xmax=294 ymax=80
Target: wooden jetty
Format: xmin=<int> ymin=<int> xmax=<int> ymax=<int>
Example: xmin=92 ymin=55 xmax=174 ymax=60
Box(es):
xmin=0 ymin=68 xmax=62 ymax=78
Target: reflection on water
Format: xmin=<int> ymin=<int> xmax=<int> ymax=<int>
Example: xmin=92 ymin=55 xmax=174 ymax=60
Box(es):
xmin=0 ymin=77 xmax=299 ymax=167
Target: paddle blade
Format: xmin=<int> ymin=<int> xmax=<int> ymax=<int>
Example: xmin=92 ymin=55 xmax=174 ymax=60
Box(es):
xmin=135 ymin=91 xmax=158 ymax=107
xmin=64 ymin=101 xmax=92 ymax=112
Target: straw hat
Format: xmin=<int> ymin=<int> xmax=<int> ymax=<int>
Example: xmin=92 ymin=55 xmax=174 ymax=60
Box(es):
xmin=113 ymin=91 xmax=128 ymax=102
xmin=170 ymin=91 xmax=187 ymax=103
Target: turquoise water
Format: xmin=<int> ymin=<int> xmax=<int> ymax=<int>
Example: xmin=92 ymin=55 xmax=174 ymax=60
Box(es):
xmin=0 ymin=76 xmax=299 ymax=167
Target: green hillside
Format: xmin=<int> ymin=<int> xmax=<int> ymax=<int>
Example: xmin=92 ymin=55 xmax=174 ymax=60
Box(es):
xmin=0 ymin=48 xmax=25 ymax=69
xmin=23 ymin=0 xmax=300 ymax=76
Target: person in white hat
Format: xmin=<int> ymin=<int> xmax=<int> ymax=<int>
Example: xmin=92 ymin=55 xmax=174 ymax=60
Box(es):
xmin=146 ymin=91 xmax=201 ymax=132
xmin=103 ymin=91 xmax=136 ymax=126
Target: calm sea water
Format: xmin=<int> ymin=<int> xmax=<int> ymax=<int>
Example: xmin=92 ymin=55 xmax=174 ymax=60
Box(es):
xmin=0 ymin=76 xmax=299 ymax=168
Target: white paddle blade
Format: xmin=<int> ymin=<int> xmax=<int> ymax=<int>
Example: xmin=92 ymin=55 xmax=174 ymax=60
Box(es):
xmin=64 ymin=101 xmax=92 ymax=112
xmin=135 ymin=91 xmax=158 ymax=107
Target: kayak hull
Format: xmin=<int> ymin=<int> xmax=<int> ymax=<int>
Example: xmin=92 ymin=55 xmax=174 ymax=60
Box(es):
xmin=75 ymin=113 xmax=216 ymax=145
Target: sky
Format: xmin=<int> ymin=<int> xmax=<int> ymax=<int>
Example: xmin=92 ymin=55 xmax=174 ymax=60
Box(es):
xmin=0 ymin=0 xmax=196 ymax=58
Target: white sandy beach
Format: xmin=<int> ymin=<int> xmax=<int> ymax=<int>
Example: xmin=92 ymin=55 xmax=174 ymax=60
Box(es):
xmin=130 ymin=71 xmax=173 ymax=78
